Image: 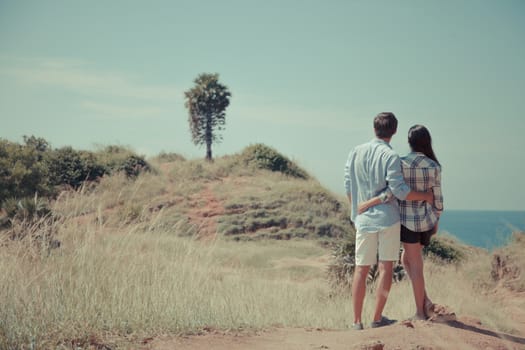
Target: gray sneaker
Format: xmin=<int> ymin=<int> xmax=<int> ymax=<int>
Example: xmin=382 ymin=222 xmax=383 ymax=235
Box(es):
xmin=352 ymin=322 xmax=364 ymax=330
xmin=370 ymin=316 xmax=397 ymax=328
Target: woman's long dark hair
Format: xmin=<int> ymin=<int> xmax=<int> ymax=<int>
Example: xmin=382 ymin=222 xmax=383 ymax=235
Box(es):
xmin=408 ymin=125 xmax=440 ymax=166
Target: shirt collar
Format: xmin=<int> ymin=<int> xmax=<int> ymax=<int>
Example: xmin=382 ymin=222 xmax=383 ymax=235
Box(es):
xmin=405 ymin=151 xmax=426 ymax=161
xmin=410 ymin=151 xmax=426 ymax=157
xmin=371 ymin=138 xmax=392 ymax=149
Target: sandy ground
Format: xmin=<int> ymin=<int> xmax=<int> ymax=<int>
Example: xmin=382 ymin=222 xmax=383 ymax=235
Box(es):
xmin=149 ymin=316 xmax=525 ymax=350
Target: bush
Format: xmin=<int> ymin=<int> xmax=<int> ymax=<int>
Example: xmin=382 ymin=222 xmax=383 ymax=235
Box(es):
xmin=48 ymin=147 xmax=106 ymax=188
xmin=1 ymin=196 xmax=56 ymax=244
xmin=327 ymin=239 xmax=356 ymax=290
xmin=117 ymin=154 xmax=150 ymax=178
xmin=2 ymin=196 xmax=51 ymax=222
xmin=423 ymin=235 xmax=465 ymax=263
xmin=0 ymin=138 xmax=51 ymax=205
xmin=241 ymin=144 xmax=308 ymax=179
xmin=328 ymin=233 xmax=467 ymax=291
xmin=0 ymin=138 xmax=152 ymax=213
xmin=327 ymin=237 xmax=406 ymax=292
xmin=96 ymin=146 xmax=151 ymax=178
xmin=154 ymin=151 xmax=186 ymax=162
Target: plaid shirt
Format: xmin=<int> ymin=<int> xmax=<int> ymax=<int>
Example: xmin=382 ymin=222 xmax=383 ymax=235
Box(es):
xmin=398 ymin=152 xmax=444 ymax=232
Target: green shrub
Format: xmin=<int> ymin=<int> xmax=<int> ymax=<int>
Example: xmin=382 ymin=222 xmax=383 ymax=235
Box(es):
xmin=154 ymin=151 xmax=186 ymax=162
xmin=22 ymin=135 xmax=50 ymax=153
xmin=424 ymin=235 xmax=465 ymax=263
xmin=117 ymin=154 xmax=150 ymax=178
xmin=0 ymin=138 xmax=51 ymax=204
xmin=327 ymin=238 xmax=356 ymax=290
xmin=96 ymin=146 xmax=151 ymax=178
xmin=48 ymin=147 xmax=106 ymax=188
xmin=241 ymin=144 xmax=309 ymax=179
xmin=328 ymin=233 xmax=467 ymax=291
xmin=327 ymin=237 xmax=406 ymax=291
xmin=0 ymin=138 xmax=152 ymax=212
xmin=2 ymin=196 xmax=51 ymax=222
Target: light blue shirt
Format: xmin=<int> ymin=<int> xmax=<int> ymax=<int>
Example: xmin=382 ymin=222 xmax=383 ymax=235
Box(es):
xmin=344 ymin=138 xmax=411 ymax=233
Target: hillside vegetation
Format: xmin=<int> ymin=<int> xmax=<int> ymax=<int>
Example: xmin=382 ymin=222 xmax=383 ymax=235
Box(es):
xmin=0 ymin=136 xmax=150 ymax=226
xmin=0 ymin=143 xmax=523 ymax=349
xmin=46 ymin=143 xmax=352 ymax=243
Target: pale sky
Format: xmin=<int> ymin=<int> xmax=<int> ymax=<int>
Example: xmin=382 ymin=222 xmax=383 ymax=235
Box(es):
xmin=1 ymin=0 xmax=524 ymax=210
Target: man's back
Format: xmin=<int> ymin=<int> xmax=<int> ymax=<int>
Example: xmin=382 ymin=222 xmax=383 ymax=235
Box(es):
xmin=344 ymin=138 xmax=410 ymax=233
xmin=347 ymin=112 xmax=405 ymax=328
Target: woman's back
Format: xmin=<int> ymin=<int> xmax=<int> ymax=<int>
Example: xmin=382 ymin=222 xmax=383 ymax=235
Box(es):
xmin=399 ymin=152 xmax=443 ymax=232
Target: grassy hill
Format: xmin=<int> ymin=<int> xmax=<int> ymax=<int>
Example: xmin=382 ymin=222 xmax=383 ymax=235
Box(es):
xmin=0 ymin=146 xmax=523 ymax=349
xmin=46 ymin=144 xmax=354 ymax=243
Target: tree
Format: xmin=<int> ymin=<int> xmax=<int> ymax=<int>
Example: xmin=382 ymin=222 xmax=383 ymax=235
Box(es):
xmin=23 ymin=135 xmax=50 ymax=153
xmin=0 ymin=138 xmax=51 ymax=204
xmin=184 ymin=73 xmax=231 ymax=161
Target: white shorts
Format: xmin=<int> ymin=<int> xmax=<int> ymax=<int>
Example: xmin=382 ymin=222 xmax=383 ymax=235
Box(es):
xmin=355 ymin=222 xmax=401 ymax=266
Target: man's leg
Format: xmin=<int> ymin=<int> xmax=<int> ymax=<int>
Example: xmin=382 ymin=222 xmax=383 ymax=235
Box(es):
xmin=373 ymin=222 xmax=400 ymax=323
xmin=352 ymin=265 xmax=370 ymax=324
xmin=353 ymin=230 xmax=377 ymax=326
xmin=372 ymin=260 xmax=393 ymax=322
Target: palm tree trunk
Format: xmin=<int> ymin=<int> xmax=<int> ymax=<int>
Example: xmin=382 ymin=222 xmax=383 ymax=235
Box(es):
xmin=205 ymin=118 xmax=212 ymax=161
xmin=206 ymin=141 xmax=212 ymax=161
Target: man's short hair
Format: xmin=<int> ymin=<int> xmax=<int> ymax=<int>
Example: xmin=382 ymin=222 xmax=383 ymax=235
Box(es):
xmin=374 ymin=112 xmax=398 ymax=138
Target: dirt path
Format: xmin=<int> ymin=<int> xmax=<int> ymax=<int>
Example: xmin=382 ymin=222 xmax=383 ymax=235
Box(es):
xmin=186 ymin=184 xmax=225 ymax=241
xmin=150 ymin=316 xmax=525 ymax=350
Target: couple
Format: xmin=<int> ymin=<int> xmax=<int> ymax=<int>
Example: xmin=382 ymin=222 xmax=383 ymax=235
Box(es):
xmin=344 ymin=112 xmax=443 ymax=330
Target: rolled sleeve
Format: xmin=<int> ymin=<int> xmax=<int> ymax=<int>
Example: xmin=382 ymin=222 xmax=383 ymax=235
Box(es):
xmin=385 ymin=154 xmax=410 ymax=200
xmin=379 ymin=188 xmax=394 ymax=203
xmin=432 ymin=167 xmax=444 ymax=212
xmin=344 ymin=151 xmax=353 ymax=194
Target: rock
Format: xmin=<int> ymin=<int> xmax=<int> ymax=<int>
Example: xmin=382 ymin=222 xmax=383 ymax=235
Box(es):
xmin=429 ymin=304 xmax=457 ymax=322
xmin=491 ymin=253 xmax=519 ymax=281
xmin=401 ymin=320 xmax=415 ymax=328
xmin=491 ymin=246 xmax=523 ymax=291
xmin=357 ymin=340 xmax=384 ymax=350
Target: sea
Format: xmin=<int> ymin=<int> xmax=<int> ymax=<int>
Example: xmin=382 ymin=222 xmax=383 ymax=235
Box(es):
xmin=438 ymin=210 xmax=525 ymax=250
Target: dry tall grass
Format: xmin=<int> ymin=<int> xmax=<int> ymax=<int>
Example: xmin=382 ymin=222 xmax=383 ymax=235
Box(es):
xmin=0 ymin=222 xmax=518 ymax=348
xmin=0 ymin=161 xmax=521 ymax=349
xmin=0 ymin=221 xmax=350 ymax=349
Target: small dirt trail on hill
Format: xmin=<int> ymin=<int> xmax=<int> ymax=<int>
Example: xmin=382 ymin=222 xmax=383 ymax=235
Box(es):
xmin=186 ymin=184 xmax=225 ymax=241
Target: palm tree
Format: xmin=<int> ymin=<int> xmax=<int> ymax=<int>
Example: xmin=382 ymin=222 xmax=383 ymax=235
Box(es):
xmin=184 ymin=73 xmax=231 ymax=161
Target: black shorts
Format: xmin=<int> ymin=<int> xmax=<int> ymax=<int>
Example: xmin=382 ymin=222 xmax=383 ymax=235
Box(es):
xmin=400 ymin=225 xmax=434 ymax=246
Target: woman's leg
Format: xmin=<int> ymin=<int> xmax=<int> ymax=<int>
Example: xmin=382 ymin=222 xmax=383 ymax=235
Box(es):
xmin=402 ymin=242 xmax=426 ymax=319
xmin=424 ymin=291 xmax=434 ymax=317
xmin=420 ymin=228 xmax=435 ymax=316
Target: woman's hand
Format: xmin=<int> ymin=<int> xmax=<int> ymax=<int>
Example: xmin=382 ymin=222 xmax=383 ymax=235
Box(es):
xmin=426 ymin=189 xmax=434 ymax=204
xmin=357 ymin=202 xmax=369 ymax=214
xmin=358 ymin=197 xmax=379 ymax=214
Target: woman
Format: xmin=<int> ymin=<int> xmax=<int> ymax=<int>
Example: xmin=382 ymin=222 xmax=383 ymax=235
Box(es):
xmin=359 ymin=125 xmax=443 ymax=320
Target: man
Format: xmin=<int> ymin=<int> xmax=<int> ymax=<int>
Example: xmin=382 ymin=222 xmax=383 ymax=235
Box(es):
xmin=344 ymin=112 xmax=432 ymax=330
